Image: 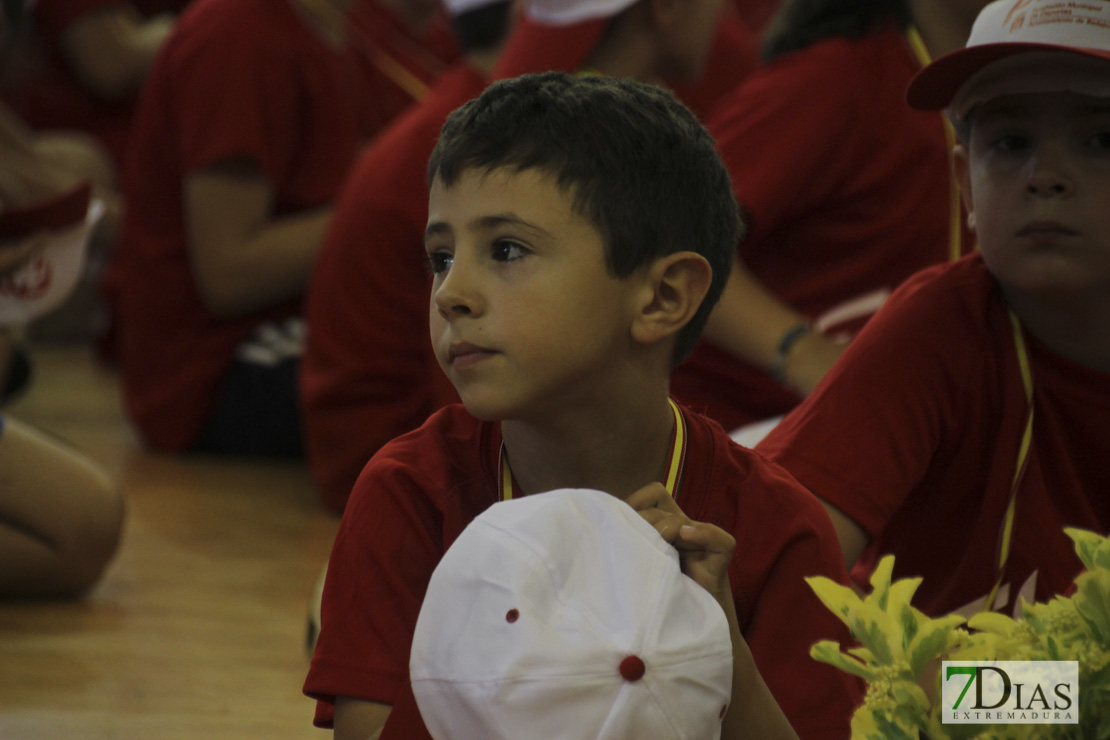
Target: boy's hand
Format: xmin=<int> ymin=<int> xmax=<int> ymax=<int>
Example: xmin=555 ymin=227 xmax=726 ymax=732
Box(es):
xmin=626 ymin=482 xmax=736 ymax=604
xmin=627 ymin=483 xmax=798 ymax=739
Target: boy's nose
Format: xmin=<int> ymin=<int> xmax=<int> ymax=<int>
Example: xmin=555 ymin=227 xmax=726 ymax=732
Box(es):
xmin=1026 ymin=175 xmax=1072 ymax=197
xmin=1025 ymin=147 xmax=1074 ymax=198
xmin=433 ymin=263 xmax=484 ymax=319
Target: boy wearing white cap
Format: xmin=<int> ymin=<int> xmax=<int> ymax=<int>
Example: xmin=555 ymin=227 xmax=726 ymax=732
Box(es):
xmin=305 ymin=73 xmax=860 ymax=739
xmin=760 ymin=0 xmax=1110 ymax=618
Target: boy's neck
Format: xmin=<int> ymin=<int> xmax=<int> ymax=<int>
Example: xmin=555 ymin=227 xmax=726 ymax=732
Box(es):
xmin=1004 ymin=286 xmax=1110 ymax=373
xmin=908 ymin=0 xmax=978 ymax=59
xmin=500 ymin=394 xmax=678 ymax=501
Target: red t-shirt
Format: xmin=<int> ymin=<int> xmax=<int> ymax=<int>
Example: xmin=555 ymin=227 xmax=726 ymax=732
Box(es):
xmin=672 ymin=24 xmax=970 ymax=431
xmin=760 ymin=254 xmax=1110 ymax=617
xmin=304 ymin=403 xmax=861 ymax=739
xmin=106 ymin=0 xmax=440 ymax=451
xmin=301 ymin=64 xmax=485 ymax=513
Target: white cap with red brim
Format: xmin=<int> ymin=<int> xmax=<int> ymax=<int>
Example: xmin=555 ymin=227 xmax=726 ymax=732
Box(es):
xmin=0 ymin=182 xmax=103 ymax=325
xmin=907 ymin=0 xmax=1110 ymax=119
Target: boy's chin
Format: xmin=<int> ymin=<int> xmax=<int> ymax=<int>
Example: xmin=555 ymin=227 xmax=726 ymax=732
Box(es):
xmin=457 ymin=394 xmax=512 ymax=423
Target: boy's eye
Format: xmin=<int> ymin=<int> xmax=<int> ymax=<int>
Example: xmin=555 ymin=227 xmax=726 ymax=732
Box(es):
xmin=990 ymin=132 xmax=1030 ymax=153
xmin=427 ymin=250 xmax=453 ymax=275
xmin=1087 ymin=130 xmax=1110 ymax=149
xmin=491 ymin=239 xmax=528 ymax=262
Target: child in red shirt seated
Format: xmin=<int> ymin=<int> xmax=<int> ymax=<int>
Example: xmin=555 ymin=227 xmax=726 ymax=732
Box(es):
xmin=305 ymin=72 xmax=860 ymax=740
xmin=760 ymin=0 xmax=1110 ymax=619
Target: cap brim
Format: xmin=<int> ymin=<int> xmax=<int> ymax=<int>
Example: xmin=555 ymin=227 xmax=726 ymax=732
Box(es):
xmin=907 ymin=43 xmax=1110 ymax=110
xmin=0 ymin=197 xmax=103 ymax=325
xmin=0 ymin=182 xmax=93 ymax=241
xmin=492 ymin=15 xmax=609 ymax=80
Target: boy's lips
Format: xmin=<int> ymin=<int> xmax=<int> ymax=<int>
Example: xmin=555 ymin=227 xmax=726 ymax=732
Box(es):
xmin=1017 ymin=221 xmax=1078 ymax=238
xmin=448 ymin=341 xmax=498 ymax=369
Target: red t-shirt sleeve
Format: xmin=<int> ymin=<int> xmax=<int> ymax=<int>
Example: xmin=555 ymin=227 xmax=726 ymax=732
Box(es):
xmin=304 ymin=452 xmax=445 ymax=727
xmin=708 ymin=41 xmax=865 ymax=247
xmin=170 ymin=28 xmax=296 ymax=181
xmin=730 ymin=459 xmax=864 ymax=738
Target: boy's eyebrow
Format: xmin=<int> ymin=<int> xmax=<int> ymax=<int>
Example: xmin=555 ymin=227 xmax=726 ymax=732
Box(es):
xmin=424 ymin=221 xmax=451 ymax=243
xmin=424 ymin=213 xmax=552 ymax=242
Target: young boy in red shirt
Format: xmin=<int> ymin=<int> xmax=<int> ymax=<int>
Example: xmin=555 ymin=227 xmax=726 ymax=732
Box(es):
xmin=760 ymin=0 xmax=1110 ymax=618
xmin=301 ymin=0 xmax=756 ymax=512
xmin=305 ymin=72 xmax=859 ymax=739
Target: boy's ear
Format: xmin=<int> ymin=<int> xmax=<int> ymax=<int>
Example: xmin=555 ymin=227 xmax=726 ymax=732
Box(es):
xmin=953 ymin=144 xmax=977 ymax=231
xmin=630 ymin=251 xmax=713 ymax=348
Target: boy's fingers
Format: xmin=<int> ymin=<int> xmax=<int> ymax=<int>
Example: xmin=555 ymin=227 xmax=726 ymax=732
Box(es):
xmin=624 ymin=481 xmax=670 ymax=511
xmin=637 ymin=509 xmax=686 ymax=544
xmin=673 ymin=523 xmax=737 ymax=555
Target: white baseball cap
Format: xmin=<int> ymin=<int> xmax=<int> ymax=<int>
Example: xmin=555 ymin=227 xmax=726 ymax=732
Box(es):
xmin=410 ymin=487 xmax=734 ymax=740
xmin=907 ymin=0 xmax=1110 ymax=118
xmin=0 ymin=182 xmax=102 ymax=326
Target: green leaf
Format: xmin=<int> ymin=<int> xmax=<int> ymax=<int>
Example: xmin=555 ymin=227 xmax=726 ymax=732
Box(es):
xmin=908 ymin=620 xmax=962 ymax=680
xmin=868 ymin=555 xmax=896 ymax=610
xmin=805 ymin=575 xmax=863 ymax=624
xmin=1067 ymin=527 xmax=1106 ymax=572
xmin=810 ymin=640 xmax=875 ymax=681
xmin=900 ymin=603 xmax=919 ymax=648
xmin=967 ymin=610 xmax=1019 ymax=637
xmin=857 ymin=619 xmax=896 ymax=665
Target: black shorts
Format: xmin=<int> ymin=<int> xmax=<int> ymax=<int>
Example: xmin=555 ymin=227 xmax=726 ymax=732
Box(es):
xmin=192 ymin=318 xmax=304 ymax=458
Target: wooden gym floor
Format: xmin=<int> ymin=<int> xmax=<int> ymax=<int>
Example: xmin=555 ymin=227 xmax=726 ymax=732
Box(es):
xmin=0 ymin=344 xmax=340 ymax=739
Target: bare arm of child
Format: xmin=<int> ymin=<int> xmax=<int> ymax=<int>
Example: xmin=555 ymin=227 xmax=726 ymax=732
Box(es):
xmin=58 ymin=5 xmax=174 ymax=100
xmin=702 ymin=258 xmax=846 ymax=395
xmin=819 ymin=499 xmax=870 ymax=571
xmin=333 ymin=697 xmax=390 ymax=740
xmin=627 ymin=483 xmax=799 ymax=739
xmin=184 ymin=157 xmax=331 ymax=319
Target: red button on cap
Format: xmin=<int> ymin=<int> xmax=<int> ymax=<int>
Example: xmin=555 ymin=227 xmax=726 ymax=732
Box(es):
xmin=619 ymin=655 xmax=646 ymax=682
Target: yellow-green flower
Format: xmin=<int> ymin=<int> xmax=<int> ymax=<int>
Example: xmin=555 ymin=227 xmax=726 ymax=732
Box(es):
xmin=808 ymin=529 xmax=1110 ymax=739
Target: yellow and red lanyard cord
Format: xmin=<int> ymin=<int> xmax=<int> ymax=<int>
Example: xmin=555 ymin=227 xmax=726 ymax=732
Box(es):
xmin=498 ymin=399 xmax=688 ymax=502
xmin=983 ymin=311 xmax=1035 ymax=612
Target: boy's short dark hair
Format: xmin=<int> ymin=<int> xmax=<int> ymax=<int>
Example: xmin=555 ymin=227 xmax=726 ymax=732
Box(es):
xmin=428 ymin=72 xmax=741 ymax=365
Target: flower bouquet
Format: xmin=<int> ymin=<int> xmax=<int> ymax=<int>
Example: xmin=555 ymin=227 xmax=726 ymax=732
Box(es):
xmin=807 ymin=528 xmax=1110 ymax=739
